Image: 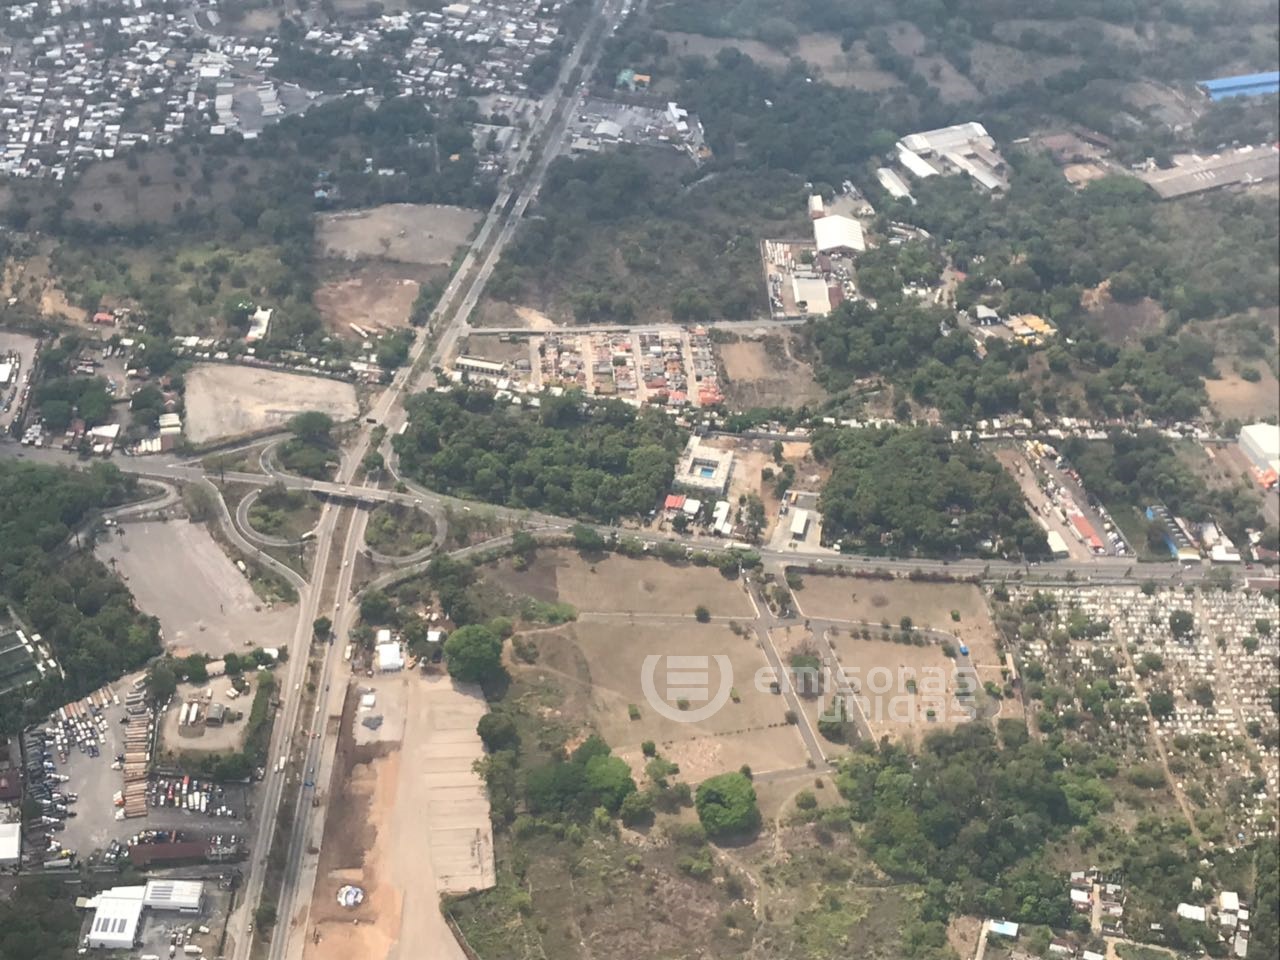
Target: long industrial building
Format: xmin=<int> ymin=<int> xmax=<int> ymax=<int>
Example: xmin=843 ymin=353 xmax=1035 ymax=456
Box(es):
xmin=893 ymin=121 xmax=1008 ymax=192
xmin=1198 ymin=71 xmax=1280 ymax=101
xmin=1138 ymin=145 xmax=1280 ymax=199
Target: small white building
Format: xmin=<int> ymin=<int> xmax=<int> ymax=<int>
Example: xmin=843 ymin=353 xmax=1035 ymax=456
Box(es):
xmin=144 ymin=879 xmax=204 ymax=912
xmin=790 ymin=509 xmax=810 ymax=539
xmin=0 ymin=821 xmax=20 ymax=867
xmin=376 ymin=642 xmax=405 ymax=672
xmin=1177 ymin=902 xmax=1207 ymax=922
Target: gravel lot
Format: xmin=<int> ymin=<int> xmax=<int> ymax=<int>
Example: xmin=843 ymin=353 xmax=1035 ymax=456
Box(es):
xmin=96 ymin=520 xmax=296 ymax=656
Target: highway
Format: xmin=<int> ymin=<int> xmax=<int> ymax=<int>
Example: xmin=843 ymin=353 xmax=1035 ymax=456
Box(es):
xmin=245 ymin=0 xmax=633 ymax=957
xmin=1 ymin=441 xmax=1229 ymax=589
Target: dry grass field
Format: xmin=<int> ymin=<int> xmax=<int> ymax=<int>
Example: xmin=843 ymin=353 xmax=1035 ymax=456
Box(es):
xmin=518 ymin=619 xmax=807 ymax=782
xmin=829 ymin=634 xmax=985 ymax=745
xmin=658 ymin=31 xmax=902 ymax=91
xmin=484 ymin=550 xmax=755 ymax=618
xmin=316 ymin=204 xmax=479 ymax=265
xmin=1205 ymin=366 xmax=1280 ymax=422
xmin=794 ymin=574 xmax=994 ymax=635
xmin=66 ymin=150 xmax=264 ymax=227
xmin=184 ymin=364 xmax=359 ymax=442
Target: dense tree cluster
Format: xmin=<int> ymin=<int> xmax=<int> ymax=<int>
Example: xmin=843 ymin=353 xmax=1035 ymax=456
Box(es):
xmin=395 ymin=388 xmax=685 ymax=522
xmin=838 ymin=725 xmax=1102 ymax=926
xmin=909 ymin=160 xmax=1279 ymax=332
xmin=36 ymin=375 xmax=114 ymax=430
xmin=0 ymin=878 xmax=82 ymax=960
xmin=810 ymin=298 xmax=1038 ymax=422
xmin=815 ymin=427 xmax=1047 ymax=557
xmin=0 ymin=462 xmax=160 ymax=733
xmin=279 ymin=411 xmax=338 ymax=480
xmin=694 ymin=771 xmax=761 ymax=839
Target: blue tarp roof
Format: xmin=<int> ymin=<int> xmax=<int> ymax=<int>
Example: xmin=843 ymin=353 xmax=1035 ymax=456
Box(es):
xmin=1198 ymin=71 xmax=1280 ymax=100
xmin=989 ymin=919 xmax=1020 ymax=938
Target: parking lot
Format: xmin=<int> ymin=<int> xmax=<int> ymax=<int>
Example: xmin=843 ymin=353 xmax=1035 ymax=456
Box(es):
xmin=0 ymin=329 xmax=40 ymax=433
xmin=22 ymin=675 xmax=253 ymax=869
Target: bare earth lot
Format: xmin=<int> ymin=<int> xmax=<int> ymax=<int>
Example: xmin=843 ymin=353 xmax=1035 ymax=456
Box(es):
xmin=316 ymin=203 xmax=480 ymax=266
xmin=96 ymin=520 xmax=295 ymax=655
xmin=314 ymin=261 xmax=430 ymax=339
xmin=716 ymin=335 xmax=826 ymax=409
xmin=184 ymin=364 xmax=359 ymax=443
xmin=832 ymin=636 xmax=983 ymax=746
xmin=158 ymin=675 xmax=258 ymax=755
xmin=305 ymin=673 xmax=489 ymax=960
xmin=484 ymin=550 xmax=755 ymax=618
xmin=521 ymin=619 xmax=806 ymax=783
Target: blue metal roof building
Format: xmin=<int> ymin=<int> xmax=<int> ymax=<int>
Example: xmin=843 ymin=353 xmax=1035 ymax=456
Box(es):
xmin=1198 ymin=71 xmax=1280 ymax=100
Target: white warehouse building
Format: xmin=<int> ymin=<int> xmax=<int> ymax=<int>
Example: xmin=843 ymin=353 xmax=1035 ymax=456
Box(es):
xmin=813 ymin=214 xmax=866 ymax=254
xmin=84 ymin=880 xmax=206 ymax=948
xmin=85 ymin=887 xmax=147 ymax=949
xmin=1239 ymin=422 xmax=1280 ymax=475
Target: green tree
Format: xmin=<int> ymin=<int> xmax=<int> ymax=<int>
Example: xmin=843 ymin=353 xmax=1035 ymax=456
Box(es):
xmin=444 ymin=624 xmax=505 ymax=685
xmin=695 ymin=771 xmax=761 ymax=840
xmin=1170 ymin=610 xmax=1195 ymax=641
xmin=477 ymin=711 xmax=520 ymax=752
xmin=584 ymin=754 xmax=638 ymax=814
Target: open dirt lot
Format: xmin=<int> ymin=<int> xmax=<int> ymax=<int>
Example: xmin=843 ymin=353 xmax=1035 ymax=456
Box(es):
xmin=96 ymin=520 xmax=296 ymax=655
xmin=184 ymin=364 xmax=359 ymax=443
xmin=314 ymin=261 xmax=433 ymax=339
xmin=158 ymin=675 xmax=257 ymax=754
xmin=716 ymin=334 xmax=826 ymax=409
xmin=483 ymin=550 xmax=755 ymax=618
xmin=316 ymin=204 xmax=480 ymax=266
xmin=1 ymin=250 xmax=83 ymax=324
xmin=520 ymin=619 xmax=807 ymax=782
xmin=305 ymin=673 xmax=489 ymax=960
xmin=1205 ymin=366 xmax=1280 ymax=422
